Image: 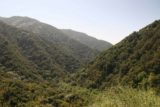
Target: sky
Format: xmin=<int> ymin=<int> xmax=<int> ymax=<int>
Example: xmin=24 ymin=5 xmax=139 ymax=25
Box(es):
xmin=0 ymin=0 xmax=160 ymax=44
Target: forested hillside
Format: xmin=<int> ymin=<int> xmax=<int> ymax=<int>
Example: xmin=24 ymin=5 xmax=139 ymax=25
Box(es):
xmin=0 ymin=21 xmax=95 ymax=107
xmin=78 ymin=20 xmax=160 ymax=90
xmin=0 ymin=18 xmax=160 ymax=107
xmin=0 ymin=16 xmax=98 ymax=65
xmin=0 ymin=20 xmax=93 ymax=82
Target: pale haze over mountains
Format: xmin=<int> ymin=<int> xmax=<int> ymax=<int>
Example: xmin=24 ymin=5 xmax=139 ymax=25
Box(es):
xmin=1 ymin=0 xmax=160 ymax=44
xmin=61 ymin=29 xmax=112 ymax=51
xmin=0 ymin=16 xmax=112 ymax=51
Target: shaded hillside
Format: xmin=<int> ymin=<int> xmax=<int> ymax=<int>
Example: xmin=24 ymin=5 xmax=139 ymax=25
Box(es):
xmin=0 ymin=16 xmax=98 ymax=65
xmin=0 ymin=21 xmax=92 ymax=107
xmin=78 ymin=20 xmax=160 ymax=90
xmin=0 ymin=21 xmax=89 ymax=82
xmin=62 ymin=29 xmax=112 ymax=51
xmin=0 ymin=21 xmax=42 ymax=80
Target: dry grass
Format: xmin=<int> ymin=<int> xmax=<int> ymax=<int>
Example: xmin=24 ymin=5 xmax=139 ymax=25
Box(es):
xmin=87 ymin=86 xmax=160 ymax=107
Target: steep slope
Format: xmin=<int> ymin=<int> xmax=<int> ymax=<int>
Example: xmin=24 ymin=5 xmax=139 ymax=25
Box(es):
xmin=0 ymin=16 xmax=98 ymax=64
xmin=0 ymin=21 xmax=41 ymax=79
xmin=79 ymin=20 xmax=160 ymax=89
xmin=62 ymin=29 xmax=112 ymax=51
xmin=0 ymin=21 xmax=86 ymax=82
xmin=0 ymin=21 xmax=92 ymax=107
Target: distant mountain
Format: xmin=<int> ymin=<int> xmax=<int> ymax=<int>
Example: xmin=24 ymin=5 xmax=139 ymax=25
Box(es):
xmin=0 ymin=16 xmax=98 ymax=68
xmin=62 ymin=29 xmax=112 ymax=51
xmin=0 ymin=16 xmax=112 ymax=52
xmin=79 ymin=20 xmax=160 ymax=89
xmin=0 ymin=20 xmax=97 ymax=83
xmin=0 ymin=21 xmax=66 ymax=80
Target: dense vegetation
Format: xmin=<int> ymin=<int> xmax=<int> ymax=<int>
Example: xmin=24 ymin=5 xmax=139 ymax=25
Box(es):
xmin=62 ymin=29 xmax=112 ymax=51
xmin=78 ymin=20 xmax=160 ymax=91
xmin=0 ymin=19 xmax=100 ymax=107
xmin=1 ymin=70 xmax=159 ymax=107
xmin=0 ymin=20 xmax=91 ymax=106
xmin=88 ymin=86 xmax=160 ymax=107
xmin=0 ymin=16 xmax=99 ymax=69
xmin=0 ymin=71 xmax=91 ymax=107
xmin=0 ymin=17 xmax=160 ymax=107
xmin=0 ymin=71 xmax=160 ymax=107
xmin=0 ymin=20 xmax=98 ymax=82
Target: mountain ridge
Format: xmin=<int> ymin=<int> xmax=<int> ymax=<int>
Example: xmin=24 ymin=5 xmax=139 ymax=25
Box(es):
xmin=61 ymin=29 xmax=112 ymax=51
xmin=0 ymin=16 xmax=112 ymax=51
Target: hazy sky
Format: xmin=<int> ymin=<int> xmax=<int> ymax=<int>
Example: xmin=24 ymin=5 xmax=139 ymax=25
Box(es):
xmin=0 ymin=0 xmax=160 ymax=44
